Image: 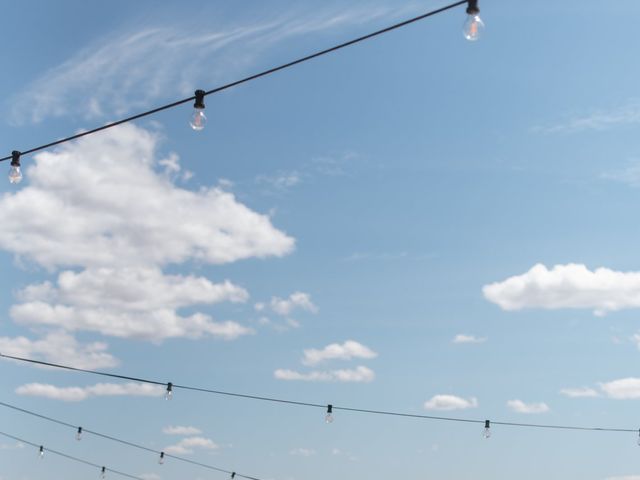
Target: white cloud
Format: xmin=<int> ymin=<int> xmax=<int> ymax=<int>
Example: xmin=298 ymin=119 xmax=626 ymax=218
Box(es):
xmin=164 ymin=436 xmax=219 ymax=455
xmin=256 ymin=171 xmax=301 ymax=191
xmin=452 ymin=334 xmax=487 ymax=344
xmin=0 ymin=331 xmax=117 ymax=369
xmin=9 ymin=5 xmax=405 ymax=125
xmin=256 ymin=292 xmax=318 ymax=316
xmin=302 ymin=340 xmax=377 ymax=366
xmin=599 ymin=378 xmax=640 ymax=399
xmin=534 ymin=99 xmax=640 ymax=134
xmin=289 ymin=448 xmax=316 ymax=457
xmin=274 ymin=366 xmax=374 ymax=383
xmin=11 ymin=267 xmax=253 ymax=342
xmin=16 ymin=382 xmax=164 ymax=401
xmin=559 ymin=387 xmax=600 ymax=398
xmin=0 ymin=125 xmax=294 ymax=270
xmin=483 ymin=263 xmax=640 ymax=315
xmin=423 ymin=395 xmax=478 ymax=411
xmin=506 ymin=399 xmax=550 ymax=414
xmin=162 ymin=426 xmax=202 ymax=436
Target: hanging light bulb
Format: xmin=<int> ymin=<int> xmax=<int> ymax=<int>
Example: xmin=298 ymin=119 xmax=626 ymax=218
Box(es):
xmin=165 ymin=382 xmax=173 ymax=400
xmin=325 ymin=404 xmax=334 ymax=424
xmin=483 ymin=420 xmax=491 ymax=439
xmin=158 ymin=452 xmax=165 ymax=465
xmin=463 ymin=0 xmax=484 ymax=41
xmin=39 ymin=445 xmax=44 ymax=459
xmin=189 ymin=90 xmax=207 ymax=131
xmin=101 ymin=466 xmax=106 ymax=479
xmin=8 ymin=150 xmax=22 ymax=184
xmin=231 ymin=472 xmax=236 ymax=480
xmin=76 ymin=426 xmax=83 ymax=441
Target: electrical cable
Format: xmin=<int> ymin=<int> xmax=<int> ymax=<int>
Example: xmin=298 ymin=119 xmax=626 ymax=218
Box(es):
xmin=0 ymin=430 xmax=145 ymax=480
xmin=0 ymin=1 xmax=466 ymax=163
xmin=1 ymin=352 xmax=637 ymax=434
xmin=0 ymin=400 xmax=263 ymax=480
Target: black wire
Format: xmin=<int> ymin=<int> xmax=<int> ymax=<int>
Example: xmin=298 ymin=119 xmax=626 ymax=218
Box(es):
xmin=0 ymin=400 xmax=265 ymax=480
xmin=0 ymin=1 xmax=466 ymax=163
xmin=0 ymin=430 xmax=144 ymax=480
xmin=2 ymin=352 xmax=638 ymax=434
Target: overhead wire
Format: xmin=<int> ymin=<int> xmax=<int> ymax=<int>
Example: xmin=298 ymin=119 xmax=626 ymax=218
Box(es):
xmin=1 ymin=352 xmax=637 ymax=434
xmin=0 ymin=400 xmax=263 ymax=480
xmin=0 ymin=0 xmax=466 ymax=162
xmin=0 ymin=430 xmax=145 ymax=480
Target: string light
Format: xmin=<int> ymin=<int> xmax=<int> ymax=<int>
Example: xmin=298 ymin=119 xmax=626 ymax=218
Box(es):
xmin=483 ymin=420 xmax=491 ymax=439
xmin=463 ymin=0 xmax=484 ymax=41
xmin=77 ymin=426 xmax=83 ymax=441
xmin=165 ymin=382 xmax=173 ymax=400
xmin=158 ymin=451 xmax=165 ymax=465
xmin=8 ymin=151 xmax=22 ymax=184
xmin=39 ymin=445 xmax=44 ymax=459
xmin=0 ymin=1 xmax=468 ymax=183
xmin=101 ymin=466 xmax=107 ymax=479
xmin=231 ymin=472 xmax=236 ymax=479
xmin=189 ymin=90 xmax=207 ymax=131
xmin=325 ymin=404 xmax=334 ymax=424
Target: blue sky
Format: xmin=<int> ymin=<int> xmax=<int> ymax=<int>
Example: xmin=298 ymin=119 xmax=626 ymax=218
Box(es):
xmin=3 ymin=0 xmax=640 ymax=479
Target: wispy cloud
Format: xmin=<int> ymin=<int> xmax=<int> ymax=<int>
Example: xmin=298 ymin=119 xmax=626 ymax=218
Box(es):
xmin=533 ymin=99 xmax=640 ymax=134
xmin=452 ymin=334 xmax=486 ymax=344
xmin=483 ymin=263 xmax=640 ymax=316
xmin=8 ymin=5 xmax=412 ymax=124
xmin=506 ymin=399 xmax=549 ymax=414
xmin=16 ymin=382 xmax=164 ymax=401
xmin=289 ymin=448 xmax=316 ymax=457
xmin=255 ymin=292 xmax=318 ymax=316
xmin=560 ymin=387 xmax=599 ymax=398
xmin=274 ymin=365 xmax=374 ymax=383
xmin=163 ymin=426 xmax=202 ymax=436
xmin=423 ymin=395 xmax=478 ymax=411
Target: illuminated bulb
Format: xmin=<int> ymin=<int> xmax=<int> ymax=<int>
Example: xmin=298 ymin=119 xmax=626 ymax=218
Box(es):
xmin=463 ymin=0 xmax=484 ymax=41
xmin=9 ymin=150 xmax=22 ymax=184
xmin=159 ymin=452 xmax=165 ymax=465
xmin=325 ymin=404 xmax=334 ymax=424
xmin=101 ymin=466 xmax=106 ymax=479
xmin=483 ymin=420 xmax=491 ymax=439
xmin=39 ymin=446 xmax=44 ymax=459
xmin=76 ymin=426 xmax=83 ymax=441
xmin=165 ymin=382 xmax=173 ymax=401
xmin=189 ymin=90 xmax=207 ymax=131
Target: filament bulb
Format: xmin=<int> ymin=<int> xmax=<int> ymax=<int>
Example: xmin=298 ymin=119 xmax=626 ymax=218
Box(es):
xmin=165 ymin=382 xmax=173 ymax=401
xmin=189 ymin=90 xmax=207 ymax=131
xmin=76 ymin=426 xmax=83 ymax=441
xmin=325 ymin=404 xmax=334 ymax=424
xmin=101 ymin=467 xmax=106 ymax=479
xmin=39 ymin=446 xmax=44 ymax=459
xmin=463 ymin=13 xmax=484 ymax=41
xmin=159 ymin=452 xmax=165 ymax=465
xmin=9 ymin=150 xmax=22 ymax=184
xmin=483 ymin=420 xmax=491 ymax=439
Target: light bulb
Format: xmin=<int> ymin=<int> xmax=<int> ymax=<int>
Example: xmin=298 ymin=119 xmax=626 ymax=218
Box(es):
xmin=483 ymin=420 xmax=491 ymax=439
xmin=39 ymin=446 xmax=44 ymax=459
xmin=76 ymin=426 xmax=83 ymax=441
xmin=189 ymin=89 xmax=207 ymax=131
xmin=165 ymin=382 xmax=173 ymax=401
xmin=231 ymin=472 xmax=236 ymax=480
xmin=9 ymin=150 xmax=22 ymax=184
xmin=325 ymin=404 xmax=334 ymax=424
xmin=159 ymin=452 xmax=165 ymax=465
xmin=463 ymin=13 xmax=484 ymax=41
xmin=101 ymin=466 xmax=106 ymax=479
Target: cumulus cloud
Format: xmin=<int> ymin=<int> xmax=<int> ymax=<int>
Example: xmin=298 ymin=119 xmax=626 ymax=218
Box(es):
xmin=302 ymin=340 xmax=377 ymax=366
xmin=274 ymin=366 xmax=374 ymax=383
xmin=255 ymin=292 xmax=318 ymax=316
xmin=506 ymin=399 xmax=550 ymax=414
xmin=0 ymin=331 xmax=117 ymax=369
xmin=483 ymin=263 xmax=640 ymax=315
xmin=16 ymin=382 xmax=164 ymax=401
xmin=423 ymin=395 xmax=478 ymax=411
xmin=164 ymin=436 xmax=218 ymax=455
xmin=559 ymin=387 xmax=599 ymax=398
xmin=163 ymin=426 xmax=202 ymax=436
xmin=452 ymin=334 xmax=487 ymax=344
xmin=599 ymin=378 xmax=640 ymax=399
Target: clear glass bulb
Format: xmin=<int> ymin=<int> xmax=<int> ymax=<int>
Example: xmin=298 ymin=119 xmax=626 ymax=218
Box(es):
xmin=483 ymin=426 xmax=491 ymax=439
xmin=159 ymin=453 xmax=165 ymax=465
xmin=101 ymin=467 xmax=106 ymax=479
xmin=39 ymin=447 xmax=44 ymax=459
xmin=463 ymin=14 xmax=484 ymax=41
xmin=8 ymin=165 xmax=22 ymax=184
xmin=189 ymin=107 xmax=207 ymax=131
xmin=165 ymin=390 xmax=172 ymax=401
xmin=325 ymin=412 xmax=334 ymax=424
xmin=76 ymin=427 xmax=83 ymax=441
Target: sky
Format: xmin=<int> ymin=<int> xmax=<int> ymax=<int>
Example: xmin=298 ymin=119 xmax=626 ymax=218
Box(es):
xmin=2 ymin=0 xmax=640 ymax=479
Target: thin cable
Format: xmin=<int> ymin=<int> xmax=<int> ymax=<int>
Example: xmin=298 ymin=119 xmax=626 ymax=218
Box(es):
xmin=0 ymin=400 xmax=264 ymax=480
xmin=0 ymin=1 xmax=466 ymax=162
xmin=0 ymin=431 xmax=144 ymax=480
xmin=1 ymin=353 xmax=637 ymax=434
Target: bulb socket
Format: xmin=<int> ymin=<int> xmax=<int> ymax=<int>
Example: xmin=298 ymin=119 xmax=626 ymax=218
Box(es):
xmin=11 ymin=151 xmax=21 ymax=167
xmin=194 ymin=90 xmax=206 ymax=109
xmin=327 ymin=404 xmax=333 ymax=414
xmin=484 ymin=419 xmax=490 ymax=428
xmin=466 ymin=0 xmax=479 ymax=14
